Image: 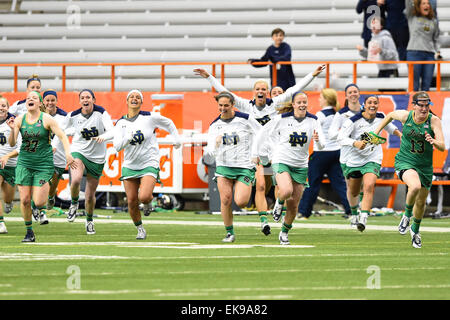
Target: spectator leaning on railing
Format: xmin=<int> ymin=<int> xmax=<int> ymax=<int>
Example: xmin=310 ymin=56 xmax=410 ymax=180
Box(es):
xmin=405 ymin=0 xmax=441 ymax=91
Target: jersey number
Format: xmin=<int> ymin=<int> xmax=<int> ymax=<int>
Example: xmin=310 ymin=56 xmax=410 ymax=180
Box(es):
xmin=410 ymin=139 xmax=425 ymax=154
xmin=24 ymin=139 xmax=39 ymax=152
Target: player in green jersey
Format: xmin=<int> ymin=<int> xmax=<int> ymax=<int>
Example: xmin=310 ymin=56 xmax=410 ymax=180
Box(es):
xmin=374 ymin=92 xmax=445 ymax=248
xmin=7 ymin=91 xmax=76 ymax=242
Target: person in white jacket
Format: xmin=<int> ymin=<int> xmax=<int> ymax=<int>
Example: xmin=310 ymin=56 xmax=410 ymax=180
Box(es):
xmin=204 ymin=92 xmax=262 ymax=243
xmin=338 ymin=95 xmax=401 ymax=232
xmin=94 ymin=90 xmax=181 ymax=240
xmin=256 ymin=91 xmax=325 ymax=245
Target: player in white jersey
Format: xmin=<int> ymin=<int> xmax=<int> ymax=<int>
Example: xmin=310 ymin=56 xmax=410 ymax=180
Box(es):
xmin=298 ymin=88 xmax=351 ymax=220
xmin=256 ymin=91 xmax=325 ymax=245
xmin=9 ymin=74 xmax=42 ymax=117
xmin=95 ymin=90 xmax=181 ymax=240
xmin=0 ymin=96 xmax=20 ymax=234
xmin=195 ymin=64 xmax=325 ymax=235
xmin=204 ymin=92 xmax=262 ymax=242
xmin=328 ymin=83 xmax=364 ymax=225
xmin=65 ymin=89 xmax=114 ymax=235
xmin=338 ymin=95 xmax=401 ymax=232
xmin=42 ymin=90 xmax=68 ymax=212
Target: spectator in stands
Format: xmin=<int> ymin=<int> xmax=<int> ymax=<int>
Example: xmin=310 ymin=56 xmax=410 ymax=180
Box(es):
xmin=9 ymin=74 xmax=42 ymax=116
xmin=379 ymin=0 xmax=410 ymax=61
xmin=405 ymin=0 xmax=441 ymax=91
xmin=95 ymin=90 xmax=181 ymax=240
xmin=356 ymin=16 xmax=400 ymax=78
xmin=297 ymin=88 xmax=351 ymax=220
xmin=248 ymin=28 xmax=295 ymax=91
xmin=337 ymin=95 xmax=401 ymax=232
xmin=373 ymin=91 xmax=445 ymax=248
xmin=356 ymin=0 xmax=386 ymax=48
xmin=64 ymin=89 xmax=115 ymax=236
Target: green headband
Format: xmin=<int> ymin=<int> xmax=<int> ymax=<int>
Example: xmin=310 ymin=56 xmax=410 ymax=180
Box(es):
xmin=30 ymin=91 xmax=44 ymax=104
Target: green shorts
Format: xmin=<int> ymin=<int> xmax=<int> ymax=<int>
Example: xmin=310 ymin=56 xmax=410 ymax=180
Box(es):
xmin=214 ymin=166 xmax=256 ymax=186
xmin=15 ymin=164 xmax=54 ymax=187
xmin=0 ymin=166 xmax=16 ymax=186
xmin=120 ymin=166 xmax=160 ymax=182
xmin=54 ymin=166 xmax=65 ymax=177
xmin=72 ymin=152 xmax=104 ymax=179
xmin=345 ymin=162 xmax=381 ymax=179
xmin=340 ymin=163 xmax=348 ymax=175
xmin=395 ymin=164 xmax=433 ymax=190
xmin=272 ymin=163 xmax=309 ymax=186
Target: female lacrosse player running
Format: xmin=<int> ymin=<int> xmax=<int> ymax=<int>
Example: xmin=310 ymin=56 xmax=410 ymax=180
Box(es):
xmin=338 ymin=95 xmax=401 ymax=232
xmin=9 ymin=74 xmax=42 ymax=116
xmin=204 ymin=91 xmax=262 ymax=243
xmin=95 ymin=90 xmax=181 ymax=240
xmin=195 ymin=64 xmax=325 ymax=236
xmin=256 ymin=91 xmax=325 ymax=245
xmin=7 ymin=91 xmax=75 ymax=242
xmin=328 ymin=83 xmax=365 ymax=226
xmin=65 ymin=89 xmax=114 ymax=235
xmin=0 ymin=95 xmax=20 ymax=234
xmin=42 ymin=90 xmax=69 ymax=212
xmin=373 ymin=91 xmax=444 ymax=248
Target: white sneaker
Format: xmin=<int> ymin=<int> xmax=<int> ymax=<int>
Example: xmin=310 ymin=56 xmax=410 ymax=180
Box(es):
xmin=357 ymin=212 xmax=368 ymax=232
xmin=272 ymin=200 xmax=284 ymax=222
xmin=398 ymin=214 xmax=411 ymax=235
xmin=39 ymin=212 xmax=49 ymax=225
xmin=136 ymin=225 xmax=147 ymax=240
xmin=0 ymin=222 xmax=7 ymax=234
xmin=222 ymin=233 xmax=235 ymax=243
xmin=350 ymin=215 xmax=359 ymax=228
xmin=4 ymin=202 xmax=13 ymax=214
xmin=279 ymin=231 xmax=290 ymax=245
xmin=143 ymin=203 xmax=153 ymax=217
xmin=85 ymin=220 xmax=96 ymax=235
xmin=67 ymin=202 xmax=79 ymax=222
xmin=32 ymin=208 xmax=40 ymax=222
xmin=410 ymin=228 xmax=422 ymax=248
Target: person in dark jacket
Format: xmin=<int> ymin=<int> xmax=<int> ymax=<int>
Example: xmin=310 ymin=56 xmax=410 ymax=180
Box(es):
xmin=356 ymin=0 xmax=386 ymax=48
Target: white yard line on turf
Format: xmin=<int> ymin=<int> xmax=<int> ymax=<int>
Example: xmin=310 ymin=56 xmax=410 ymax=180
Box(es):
xmin=4 ymin=217 xmax=450 ymax=233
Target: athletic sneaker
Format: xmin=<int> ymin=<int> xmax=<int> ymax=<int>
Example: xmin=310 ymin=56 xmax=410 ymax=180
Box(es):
xmin=357 ymin=212 xmax=368 ymax=232
xmin=410 ymin=229 xmax=422 ymax=248
xmin=39 ymin=212 xmax=49 ymax=225
xmin=67 ymin=202 xmax=79 ymax=222
xmin=398 ymin=214 xmax=411 ymax=235
xmin=4 ymin=202 xmax=13 ymax=214
xmin=350 ymin=215 xmax=359 ymax=228
xmin=32 ymin=208 xmax=40 ymax=222
xmin=279 ymin=231 xmax=290 ymax=245
xmin=22 ymin=229 xmax=35 ymax=243
xmin=85 ymin=220 xmax=96 ymax=235
xmin=222 ymin=233 xmax=235 ymax=243
xmin=136 ymin=225 xmax=147 ymax=240
xmin=47 ymin=196 xmax=55 ymax=210
xmin=143 ymin=203 xmax=152 ymax=217
xmin=272 ymin=200 xmax=283 ymax=222
xmin=0 ymin=222 xmax=7 ymax=234
xmin=261 ymin=221 xmax=271 ymax=236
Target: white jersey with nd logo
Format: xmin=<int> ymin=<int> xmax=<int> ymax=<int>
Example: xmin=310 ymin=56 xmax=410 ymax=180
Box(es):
xmin=66 ymin=105 xmax=114 ymax=164
xmin=205 ymin=112 xmax=262 ymax=169
xmin=0 ymin=113 xmax=21 ymax=167
xmin=257 ymin=112 xmax=325 ymax=168
xmin=112 ymin=111 xmax=180 ymax=170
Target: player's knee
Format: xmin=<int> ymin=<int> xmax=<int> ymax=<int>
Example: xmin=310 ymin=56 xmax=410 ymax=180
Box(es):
xmin=220 ymin=194 xmax=233 ymax=207
xmin=278 ymin=187 xmax=292 ymax=200
xmin=138 ymin=194 xmax=153 ymax=204
xmin=234 ymin=197 xmax=249 ymax=208
xmin=21 ymin=197 xmax=31 ymax=207
xmin=363 ymin=183 xmax=375 ymax=194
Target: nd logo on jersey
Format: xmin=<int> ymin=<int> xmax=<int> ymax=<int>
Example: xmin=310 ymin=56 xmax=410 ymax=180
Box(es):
xmin=130 ymin=130 xmax=145 ymax=145
xmin=81 ymin=127 xmax=99 ymax=140
xmin=0 ymin=133 xmax=6 ymax=145
xmin=289 ymin=131 xmax=308 ymax=147
xmin=222 ymin=132 xmax=239 ymax=145
xmin=256 ymin=115 xmax=271 ymax=126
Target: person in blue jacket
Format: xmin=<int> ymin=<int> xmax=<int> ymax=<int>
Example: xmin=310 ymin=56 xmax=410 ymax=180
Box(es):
xmin=356 ymin=0 xmax=386 ymax=48
xmin=248 ymin=28 xmax=295 ymax=91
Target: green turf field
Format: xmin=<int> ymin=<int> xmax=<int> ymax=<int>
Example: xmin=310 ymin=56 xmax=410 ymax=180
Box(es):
xmin=1 ymin=208 xmax=449 ymax=300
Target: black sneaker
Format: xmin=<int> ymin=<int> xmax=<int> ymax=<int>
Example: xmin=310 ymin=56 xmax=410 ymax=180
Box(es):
xmin=261 ymin=221 xmax=271 ymax=236
xmin=22 ymin=230 xmax=36 ymax=243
